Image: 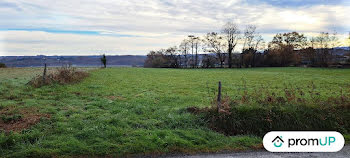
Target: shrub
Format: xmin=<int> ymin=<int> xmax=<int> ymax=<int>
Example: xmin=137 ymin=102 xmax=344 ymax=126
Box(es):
xmin=0 ymin=63 xmax=6 ymax=68
xmin=201 ymin=105 xmax=349 ymax=136
xmin=192 ymin=84 xmax=350 ymax=136
xmin=28 ymin=65 xmax=89 ymax=88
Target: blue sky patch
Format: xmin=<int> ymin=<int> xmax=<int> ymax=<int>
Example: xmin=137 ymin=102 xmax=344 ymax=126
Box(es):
xmin=0 ymin=28 xmax=139 ymax=37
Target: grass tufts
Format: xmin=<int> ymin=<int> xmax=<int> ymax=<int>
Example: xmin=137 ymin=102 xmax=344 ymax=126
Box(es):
xmin=193 ymin=83 xmax=350 ymax=136
xmin=28 ymin=65 xmax=89 ymax=88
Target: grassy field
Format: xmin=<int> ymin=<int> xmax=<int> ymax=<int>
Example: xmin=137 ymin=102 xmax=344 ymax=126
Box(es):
xmin=1 ymin=67 xmax=350 ymax=157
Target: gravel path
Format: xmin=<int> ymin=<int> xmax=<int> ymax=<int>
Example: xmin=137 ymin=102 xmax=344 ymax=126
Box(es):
xmin=168 ymin=146 xmax=349 ymax=158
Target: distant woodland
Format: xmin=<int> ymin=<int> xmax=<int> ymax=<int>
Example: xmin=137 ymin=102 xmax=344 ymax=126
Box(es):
xmin=145 ymin=22 xmax=350 ymax=68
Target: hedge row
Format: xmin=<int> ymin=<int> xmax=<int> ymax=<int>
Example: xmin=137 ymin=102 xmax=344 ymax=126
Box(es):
xmin=201 ymin=105 xmax=350 ymax=136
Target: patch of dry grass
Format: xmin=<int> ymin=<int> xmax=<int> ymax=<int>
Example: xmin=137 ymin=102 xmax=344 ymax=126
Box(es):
xmin=28 ymin=66 xmax=90 ymax=87
xmin=0 ymin=106 xmax=50 ymax=132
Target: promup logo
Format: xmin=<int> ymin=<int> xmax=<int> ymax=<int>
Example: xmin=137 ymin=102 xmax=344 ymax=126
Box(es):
xmin=263 ymin=131 xmax=344 ymax=152
xmin=272 ymin=136 xmax=284 ymax=147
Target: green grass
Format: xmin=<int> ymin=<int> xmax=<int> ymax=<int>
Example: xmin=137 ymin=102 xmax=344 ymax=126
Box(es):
xmin=1 ymin=67 xmax=350 ymax=157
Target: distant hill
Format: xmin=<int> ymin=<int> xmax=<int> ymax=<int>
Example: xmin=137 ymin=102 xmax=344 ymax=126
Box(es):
xmin=335 ymin=47 xmax=350 ymax=51
xmin=0 ymin=55 xmax=146 ymax=67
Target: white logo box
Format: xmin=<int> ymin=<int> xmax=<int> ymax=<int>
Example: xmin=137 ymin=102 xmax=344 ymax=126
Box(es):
xmin=263 ymin=131 xmax=345 ymax=152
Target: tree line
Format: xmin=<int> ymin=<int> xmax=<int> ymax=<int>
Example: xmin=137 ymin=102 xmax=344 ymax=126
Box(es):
xmin=145 ymin=22 xmax=350 ymax=68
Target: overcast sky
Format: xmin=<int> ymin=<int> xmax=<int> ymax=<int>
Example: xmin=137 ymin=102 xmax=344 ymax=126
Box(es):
xmin=0 ymin=0 xmax=349 ymax=56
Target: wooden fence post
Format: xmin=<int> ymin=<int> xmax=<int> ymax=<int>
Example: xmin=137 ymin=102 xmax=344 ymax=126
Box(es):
xmin=42 ymin=63 xmax=47 ymax=84
xmin=217 ymin=81 xmax=221 ymax=112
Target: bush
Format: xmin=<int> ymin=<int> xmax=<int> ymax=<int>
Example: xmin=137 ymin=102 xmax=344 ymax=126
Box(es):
xmin=0 ymin=63 xmax=6 ymax=68
xmin=28 ymin=66 xmax=89 ymax=88
xmin=202 ymin=105 xmax=349 ymax=136
xmin=192 ymin=84 xmax=350 ymax=136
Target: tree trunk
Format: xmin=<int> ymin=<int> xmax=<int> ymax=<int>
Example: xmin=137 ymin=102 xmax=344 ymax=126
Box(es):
xmin=240 ymin=53 xmax=243 ymax=68
xmin=252 ymin=50 xmax=256 ymax=67
xmin=228 ymin=46 xmax=233 ymax=68
xmin=191 ymin=43 xmax=194 ymax=68
xmin=195 ymin=44 xmax=198 ymax=68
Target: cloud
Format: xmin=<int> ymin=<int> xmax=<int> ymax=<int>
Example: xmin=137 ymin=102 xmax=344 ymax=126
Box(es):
xmin=0 ymin=0 xmax=349 ymax=55
xmin=246 ymin=0 xmax=348 ymax=8
xmin=0 ymin=30 xmax=184 ymax=56
xmin=0 ymin=1 xmax=22 ymax=11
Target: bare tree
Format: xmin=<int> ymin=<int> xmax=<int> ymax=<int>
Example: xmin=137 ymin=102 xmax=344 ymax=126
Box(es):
xmin=252 ymin=35 xmax=264 ymax=67
xmin=202 ymin=32 xmax=227 ymax=68
xmin=222 ymin=22 xmax=240 ymax=68
xmin=242 ymin=25 xmax=256 ymax=51
xmin=309 ymin=37 xmax=317 ymax=48
xmin=313 ymin=31 xmax=340 ymax=66
xmin=329 ymin=31 xmax=340 ymax=50
xmin=348 ymin=32 xmax=350 ymax=50
xmin=300 ymin=37 xmax=318 ymax=66
xmin=241 ymin=25 xmax=264 ymax=67
xmin=179 ymin=39 xmax=190 ymax=68
xmin=194 ymin=37 xmax=200 ymax=68
xmin=254 ymin=35 xmax=264 ymax=50
xmin=314 ymin=32 xmax=330 ymax=66
xmin=188 ymin=35 xmax=200 ymax=68
xmin=348 ymin=32 xmax=350 ymax=51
